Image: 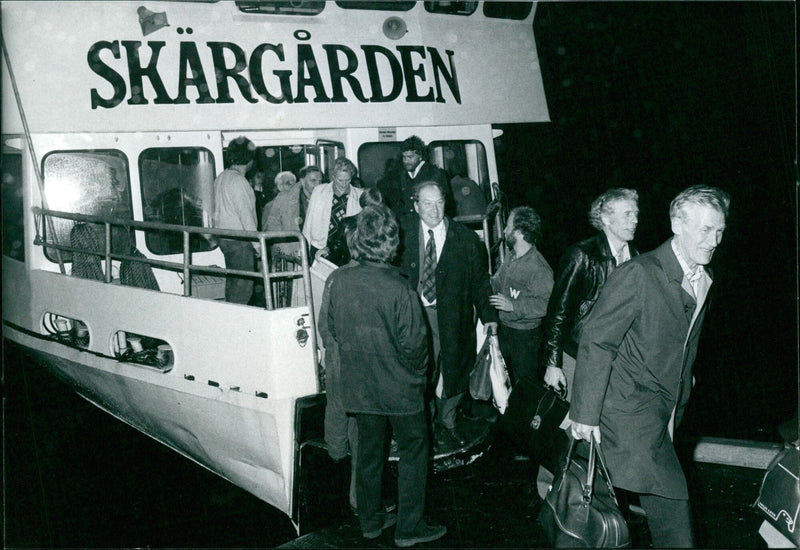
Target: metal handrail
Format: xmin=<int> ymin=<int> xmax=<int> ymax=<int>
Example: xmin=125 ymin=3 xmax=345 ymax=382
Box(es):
xmin=31 ymin=207 xmax=313 ymax=313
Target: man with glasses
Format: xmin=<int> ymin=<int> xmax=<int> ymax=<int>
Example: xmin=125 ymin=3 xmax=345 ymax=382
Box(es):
xmin=399 ymin=181 xmax=497 ymax=453
xmin=302 ymin=157 xmax=364 ymax=266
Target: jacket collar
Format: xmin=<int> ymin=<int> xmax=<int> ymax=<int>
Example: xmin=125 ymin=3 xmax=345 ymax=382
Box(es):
xmin=654 ymin=238 xmax=697 ymax=324
xmin=591 ymin=232 xmax=615 ymax=260
xmin=654 ymin=238 xmax=687 ymax=284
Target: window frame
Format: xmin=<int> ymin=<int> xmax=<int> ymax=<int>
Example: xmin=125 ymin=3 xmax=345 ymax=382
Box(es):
xmin=139 ymin=146 xmax=217 ymax=256
xmin=41 ymin=149 xmax=133 ymax=263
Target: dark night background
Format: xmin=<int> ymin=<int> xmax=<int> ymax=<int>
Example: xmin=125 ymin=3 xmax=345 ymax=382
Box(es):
xmin=4 ymin=2 xmax=797 ymax=547
xmin=497 ymin=1 xmax=797 ymax=442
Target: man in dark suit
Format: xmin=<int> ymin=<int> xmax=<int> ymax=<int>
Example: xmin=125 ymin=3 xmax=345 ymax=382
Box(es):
xmin=385 ymin=136 xmax=455 ymax=219
xmin=399 ymin=181 xmax=497 ymax=451
xmin=569 ymin=185 xmax=730 ymax=548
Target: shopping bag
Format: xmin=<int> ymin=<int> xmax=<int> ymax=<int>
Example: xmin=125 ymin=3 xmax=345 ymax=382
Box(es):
xmin=469 ymin=337 xmax=493 ymax=401
xmin=501 ymin=379 xmax=570 ymax=472
xmin=754 ymin=444 xmax=800 ymax=546
xmin=487 ymin=334 xmax=512 ymax=413
xmin=539 ymin=436 xmax=630 ymax=548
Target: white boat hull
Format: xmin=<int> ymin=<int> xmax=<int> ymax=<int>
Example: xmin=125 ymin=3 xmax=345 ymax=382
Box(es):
xmin=5 ymin=323 xmax=306 ymax=519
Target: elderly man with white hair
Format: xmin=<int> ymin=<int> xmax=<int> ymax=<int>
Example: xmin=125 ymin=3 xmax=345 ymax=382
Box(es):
xmin=569 ymin=185 xmax=730 ymax=548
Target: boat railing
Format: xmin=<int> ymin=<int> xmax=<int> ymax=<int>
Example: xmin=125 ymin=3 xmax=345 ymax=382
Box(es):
xmin=31 ymin=207 xmax=312 ymax=312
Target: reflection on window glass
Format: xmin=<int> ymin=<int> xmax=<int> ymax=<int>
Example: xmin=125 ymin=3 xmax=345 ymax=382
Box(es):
xmin=140 ymin=148 xmax=216 ymax=255
xmin=42 ymin=150 xmax=132 ymax=263
xmin=2 ymin=148 xmax=24 ymax=261
xmin=483 ymin=1 xmax=532 ymax=20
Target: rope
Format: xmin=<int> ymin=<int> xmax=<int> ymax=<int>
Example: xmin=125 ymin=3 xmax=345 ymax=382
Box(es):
xmin=120 ymin=248 xmax=160 ymax=290
xmin=69 ymin=223 xmax=104 ymax=281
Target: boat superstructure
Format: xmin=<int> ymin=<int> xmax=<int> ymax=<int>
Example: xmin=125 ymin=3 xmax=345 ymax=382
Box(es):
xmin=1 ymin=0 xmax=549 ymax=531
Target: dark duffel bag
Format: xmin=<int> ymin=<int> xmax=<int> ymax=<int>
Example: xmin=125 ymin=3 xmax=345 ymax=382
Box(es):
xmin=539 ymin=437 xmax=630 ymax=548
xmin=500 ymin=377 xmax=569 ymax=473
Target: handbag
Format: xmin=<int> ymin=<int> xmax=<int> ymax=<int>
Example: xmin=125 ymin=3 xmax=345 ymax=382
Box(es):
xmin=469 ymin=336 xmax=493 ymax=401
xmin=754 ymin=444 xmax=800 ymax=546
xmin=500 ymin=379 xmax=569 ymax=473
xmin=487 ymin=334 xmax=512 ymax=413
xmin=538 ymin=436 xmax=630 ymax=548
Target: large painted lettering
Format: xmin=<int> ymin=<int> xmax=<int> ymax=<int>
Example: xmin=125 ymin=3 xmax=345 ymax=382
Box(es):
xmin=88 ymin=36 xmax=461 ymax=109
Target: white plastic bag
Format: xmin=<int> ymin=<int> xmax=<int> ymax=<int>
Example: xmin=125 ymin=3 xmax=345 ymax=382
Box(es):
xmin=488 ymin=334 xmax=512 ymax=413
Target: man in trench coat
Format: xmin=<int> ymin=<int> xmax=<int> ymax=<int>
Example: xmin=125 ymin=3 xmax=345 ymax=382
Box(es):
xmin=569 ymin=184 xmax=730 ymax=548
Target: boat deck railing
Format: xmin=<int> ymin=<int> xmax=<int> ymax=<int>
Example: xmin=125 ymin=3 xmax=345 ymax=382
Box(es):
xmin=31 ymin=207 xmax=312 ymax=311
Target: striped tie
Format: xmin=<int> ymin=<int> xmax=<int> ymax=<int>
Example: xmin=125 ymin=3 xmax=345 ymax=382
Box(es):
xmin=421 ymin=229 xmax=437 ymax=303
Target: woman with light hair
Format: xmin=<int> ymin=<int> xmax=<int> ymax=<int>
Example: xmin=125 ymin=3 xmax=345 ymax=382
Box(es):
xmin=302 ymin=156 xmax=364 ymax=265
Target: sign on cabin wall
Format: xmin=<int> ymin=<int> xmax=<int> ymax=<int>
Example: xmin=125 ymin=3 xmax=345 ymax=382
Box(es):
xmin=2 ymin=1 xmax=549 ymax=134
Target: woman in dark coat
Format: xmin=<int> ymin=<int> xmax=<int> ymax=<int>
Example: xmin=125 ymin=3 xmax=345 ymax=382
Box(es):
xmin=323 ymin=205 xmax=446 ymax=546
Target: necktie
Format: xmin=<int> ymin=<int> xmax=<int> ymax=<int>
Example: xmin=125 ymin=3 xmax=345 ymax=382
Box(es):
xmin=421 ymin=229 xmax=437 ymax=303
xmin=688 ymin=268 xmax=708 ymax=306
xmin=326 ymin=193 xmax=348 ymax=249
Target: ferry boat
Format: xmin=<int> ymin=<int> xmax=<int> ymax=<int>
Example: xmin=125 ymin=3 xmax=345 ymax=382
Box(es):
xmin=1 ymin=0 xmax=550 ymax=532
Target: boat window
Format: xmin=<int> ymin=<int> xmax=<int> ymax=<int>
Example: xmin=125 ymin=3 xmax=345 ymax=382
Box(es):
xmin=42 ymin=150 xmax=133 ymax=263
xmin=424 ymin=1 xmax=477 ymax=16
xmin=483 ymin=1 xmax=532 ymax=20
xmin=234 ymin=0 xmax=325 ymax=15
xmin=430 ymin=140 xmax=492 ymax=217
xmin=2 ymin=143 xmax=24 ymax=261
xmin=357 ymin=142 xmax=402 ymax=190
xmin=140 ymin=147 xmax=216 ymax=256
xmin=358 ymin=139 xmax=491 ymax=217
xmin=250 ymin=143 xmax=343 ymax=198
xmin=335 ymin=1 xmax=415 ymax=12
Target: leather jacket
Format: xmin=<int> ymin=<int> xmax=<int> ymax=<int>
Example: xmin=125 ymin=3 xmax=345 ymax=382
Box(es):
xmin=542 ymin=233 xmax=638 ymax=370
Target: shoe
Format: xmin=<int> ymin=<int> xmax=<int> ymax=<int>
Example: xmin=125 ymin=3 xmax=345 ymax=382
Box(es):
xmin=395 ymin=522 xmax=447 ymax=547
xmin=362 ymin=511 xmax=397 ymax=539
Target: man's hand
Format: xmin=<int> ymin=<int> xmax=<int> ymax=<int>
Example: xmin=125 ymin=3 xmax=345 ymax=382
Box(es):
xmin=484 ymin=322 xmax=498 ymax=335
xmin=570 ymin=420 xmax=601 ymax=444
xmin=489 ymin=293 xmax=514 ymax=312
xmin=544 ymin=366 xmax=566 ymax=391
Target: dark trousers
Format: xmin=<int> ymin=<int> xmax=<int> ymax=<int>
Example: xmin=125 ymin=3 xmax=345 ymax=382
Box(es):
xmin=639 ymin=493 xmax=694 ymax=548
xmin=498 ymin=324 xmax=542 ymax=386
xmin=218 ymin=239 xmax=255 ymax=304
xmin=422 ymin=305 xmax=463 ymax=429
xmin=355 ymin=412 xmax=429 ymax=536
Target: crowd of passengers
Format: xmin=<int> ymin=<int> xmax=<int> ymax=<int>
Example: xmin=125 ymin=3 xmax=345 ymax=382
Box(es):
xmin=213 ymin=135 xmax=730 ymax=548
